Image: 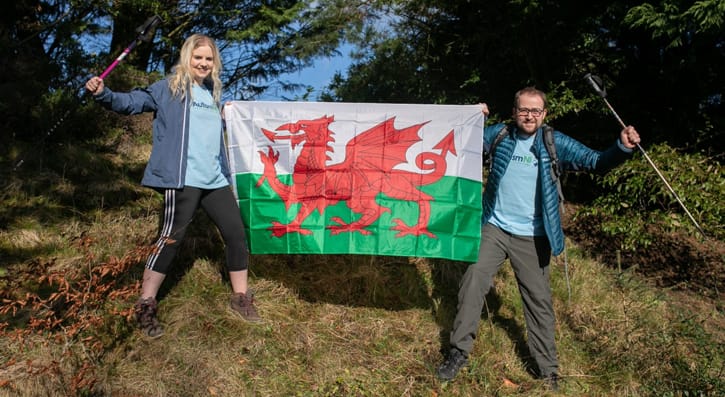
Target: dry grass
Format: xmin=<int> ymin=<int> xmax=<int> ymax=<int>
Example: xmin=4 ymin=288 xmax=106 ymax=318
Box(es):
xmin=2 ymin=242 xmax=721 ymax=396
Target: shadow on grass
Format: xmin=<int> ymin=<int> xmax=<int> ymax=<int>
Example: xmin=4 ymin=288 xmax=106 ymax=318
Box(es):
xmin=1 ymin=146 xmax=147 ymax=229
xmin=147 ymin=215 xmax=434 ymax=311
xmin=250 ymin=253 xmax=432 ymax=311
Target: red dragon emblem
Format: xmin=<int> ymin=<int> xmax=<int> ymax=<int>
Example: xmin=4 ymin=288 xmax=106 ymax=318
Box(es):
xmin=256 ymin=115 xmax=456 ymax=239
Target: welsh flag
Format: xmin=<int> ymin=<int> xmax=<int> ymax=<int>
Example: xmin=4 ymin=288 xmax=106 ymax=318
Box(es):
xmin=224 ymin=101 xmax=484 ymax=262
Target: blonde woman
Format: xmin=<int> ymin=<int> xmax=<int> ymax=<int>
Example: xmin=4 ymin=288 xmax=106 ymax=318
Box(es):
xmin=86 ymin=34 xmax=261 ymax=338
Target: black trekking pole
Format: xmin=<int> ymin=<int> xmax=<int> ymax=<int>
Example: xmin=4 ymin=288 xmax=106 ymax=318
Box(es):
xmin=12 ymin=15 xmax=163 ymax=171
xmin=584 ymin=73 xmax=706 ymax=238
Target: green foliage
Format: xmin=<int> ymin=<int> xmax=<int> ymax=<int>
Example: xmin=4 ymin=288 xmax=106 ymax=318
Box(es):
xmin=625 ymin=0 xmax=725 ymax=48
xmin=576 ymin=143 xmax=723 ymax=251
xmin=545 ymin=81 xmax=593 ymax=120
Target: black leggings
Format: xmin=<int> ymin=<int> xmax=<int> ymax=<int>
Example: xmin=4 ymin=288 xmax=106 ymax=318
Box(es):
xmin=145 ymin=186 xmax=249 ymax=274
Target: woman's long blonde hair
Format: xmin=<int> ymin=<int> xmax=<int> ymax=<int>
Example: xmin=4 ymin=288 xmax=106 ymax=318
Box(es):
xmin=168 ymin=34 xmax=223 ymax=104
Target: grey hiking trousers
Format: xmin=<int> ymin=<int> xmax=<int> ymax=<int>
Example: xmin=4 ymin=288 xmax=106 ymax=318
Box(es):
xmin=449 ymin=223 xmax=558 ymax=378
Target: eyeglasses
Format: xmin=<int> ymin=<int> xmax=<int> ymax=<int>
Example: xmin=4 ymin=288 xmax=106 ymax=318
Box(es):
xmin=516 ymin=107 xmax=545 ymax=117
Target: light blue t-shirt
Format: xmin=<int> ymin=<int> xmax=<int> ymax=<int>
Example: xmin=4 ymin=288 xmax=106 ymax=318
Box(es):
xmin=489 ymin=132 xmax=545 ymax=236
xmin=185 ymin=84 xmax=227 ymax=189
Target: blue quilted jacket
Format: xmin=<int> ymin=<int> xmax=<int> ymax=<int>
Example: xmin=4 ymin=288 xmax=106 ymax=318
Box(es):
xmin=93 ymin=78 xmax=230 ymax=189
xmin=483 ymin=122 xmax=632 ymax=255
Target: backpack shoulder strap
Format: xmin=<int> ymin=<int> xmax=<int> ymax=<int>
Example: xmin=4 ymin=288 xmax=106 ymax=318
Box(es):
xmin=542 ymin=125 xmax=565 ymax=204
xmin=542 ymin=125 xmax=560 ymax=178
xmin=487 ymin=123 xmax=512 ymax=169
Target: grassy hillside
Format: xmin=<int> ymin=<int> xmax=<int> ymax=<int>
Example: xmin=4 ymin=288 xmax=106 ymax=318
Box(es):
xmin=1 ymin=119 xmax=723 ymax=396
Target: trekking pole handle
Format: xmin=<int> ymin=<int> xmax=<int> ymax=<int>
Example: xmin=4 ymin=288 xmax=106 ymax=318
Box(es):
xmin=585 ymin=74 xmax=629 ymax=128
xmin=585 ymin=73 xmax=607 ymax=98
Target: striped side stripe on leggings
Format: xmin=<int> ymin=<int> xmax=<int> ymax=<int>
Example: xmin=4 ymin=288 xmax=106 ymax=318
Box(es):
xmin=146 ymin=189 xmax=176 ymax=270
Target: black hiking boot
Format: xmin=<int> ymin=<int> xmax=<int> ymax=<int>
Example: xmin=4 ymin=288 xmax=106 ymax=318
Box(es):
xmin=134 ymin=297 xmax=164 ymax=338
xmin=542 ymin=373 xmax=559 ymax=391
xmin=436 ymin=348 xmax=468 ymax=381
xmin=230 ymin=292 xmax=262 ymax=322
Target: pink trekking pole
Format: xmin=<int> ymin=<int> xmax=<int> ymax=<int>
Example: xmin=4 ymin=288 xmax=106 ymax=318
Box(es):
xmin=99 ymin=15 xmax=163 ymax=79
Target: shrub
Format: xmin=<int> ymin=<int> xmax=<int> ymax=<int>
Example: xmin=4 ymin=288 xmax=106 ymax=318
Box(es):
xmin=575 ymin=143 xmax=723 ymax=251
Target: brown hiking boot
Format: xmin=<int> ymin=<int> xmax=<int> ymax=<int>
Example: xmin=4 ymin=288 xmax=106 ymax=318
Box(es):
xmin=134 ymin=297 xmax=164 ymax=338
xmin=230 ymin=292 xmax=262 ymax=322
